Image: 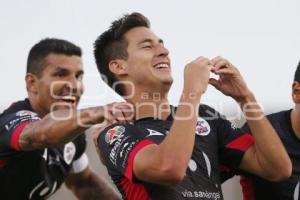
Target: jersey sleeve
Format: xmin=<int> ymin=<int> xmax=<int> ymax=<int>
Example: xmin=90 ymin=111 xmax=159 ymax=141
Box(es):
xmin=0 ymin=110 xmax=41 ymax=153
xmin=213 ymin=109 xmax=254 ymax=176
xmin=97 ymin=124 xmax=155 ymax=181
xmin=69 ymin=134 xmax=88 ymax=174
xmin=71 ymin=153 xmax=89 ymax=174
xmin=72 ymin=134 xmax=87 ymax=160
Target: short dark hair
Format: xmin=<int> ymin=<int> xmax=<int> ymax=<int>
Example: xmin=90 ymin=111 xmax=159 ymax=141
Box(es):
xmin=26 ymin=38 xmax=82 ymax=77
xmin=94 ymin=12 xmax=150 ymax=96
xmin=295 ymin=61 xmax=300 ymax=82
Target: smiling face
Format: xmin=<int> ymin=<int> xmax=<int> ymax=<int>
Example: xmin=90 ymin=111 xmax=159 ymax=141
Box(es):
xmin=122 ymin=27 xmax=173 ymax=93
xmin=28 ymin=53 xmax=84 ymax=116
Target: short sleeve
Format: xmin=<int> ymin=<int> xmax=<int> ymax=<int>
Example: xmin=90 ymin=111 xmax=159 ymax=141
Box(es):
xmin=97 ymin=124 xmax=154 ymax=181
xmin=216 ymin=111 xmax=254 ymax=172
xmin=0 ymin=110 xmax=41 ymax=153
xmin=72 ymin=134 xmax=87 ymax=160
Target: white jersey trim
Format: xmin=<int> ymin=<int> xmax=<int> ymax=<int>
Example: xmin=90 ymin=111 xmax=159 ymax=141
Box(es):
xmin=71 ymin=153 xmax=89 ymax=174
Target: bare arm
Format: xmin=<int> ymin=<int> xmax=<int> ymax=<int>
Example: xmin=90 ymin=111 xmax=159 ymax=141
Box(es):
xmin=210 ymin=56 xmax=292 ymax=181
xmin=133 ymin=57 xmax=212 ymax=185
xmin=239 ymin=95 xmax=291 ymax=181
xmin=19 ymin=103 xmax=133 ymax=151
xmin=65 ymin=166 xmax=121 ymax=200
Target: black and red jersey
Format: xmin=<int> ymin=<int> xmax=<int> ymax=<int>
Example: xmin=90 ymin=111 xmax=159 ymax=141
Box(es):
xmin=0 ymin=99 xmax=87 ymax=200
xmin=240 ymin=109 xmax=300 ymax=200
xmin=97 ymin=104 xmax=254 ymax=200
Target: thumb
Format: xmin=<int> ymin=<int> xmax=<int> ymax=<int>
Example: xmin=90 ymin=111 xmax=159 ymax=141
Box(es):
xmin=209 ymin=78 xmax=220 ymax=90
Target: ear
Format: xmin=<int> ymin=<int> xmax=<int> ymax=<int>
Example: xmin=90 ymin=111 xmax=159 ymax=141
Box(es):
xmin=292 ymin=81 xmax=300 ymax=103
xmin=25 ymin=73 xmax=39 ymax=94
xmin=108 ymin=59 xmax=128 ymax=76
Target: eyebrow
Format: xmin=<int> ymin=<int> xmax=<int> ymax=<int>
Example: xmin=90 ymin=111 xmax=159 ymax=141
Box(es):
xmin=53 ymin=67 xmax=84 ymax=75
xmin=137 ymin=38 xmax=164 ymax=45
xmin=53 ymin=67 xmax=69 ymax=73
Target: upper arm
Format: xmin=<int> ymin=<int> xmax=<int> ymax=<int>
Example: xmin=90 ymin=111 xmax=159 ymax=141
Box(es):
xmin=239 ymin=146 xmax=268 ymax=179
xmin=65 ymin=153 xmax=90 ymax=192
xmin=97 ymin=124 xmax=155 ymax=181
xmin=238 ymin=123 xmax=265 ymax=177
xmin=65 ymin=166 xmax=122 ymax=200
xmin=65 ymin=165 xmax=91 ymax=189
xmin=0 ymin=110 xmax=41 ymax=152
xmin=217 ymin=115 xmax=254 ymax=175
xmin=133 ymin=143 xmax=182 ymax=185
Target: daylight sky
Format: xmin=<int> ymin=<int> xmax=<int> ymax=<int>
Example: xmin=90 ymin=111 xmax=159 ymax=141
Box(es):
xmin=1 ymin=0 xmax=299 ymax=116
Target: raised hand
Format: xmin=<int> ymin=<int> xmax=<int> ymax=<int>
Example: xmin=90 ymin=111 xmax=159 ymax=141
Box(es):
xmin=209 ymin=56 xmax=252 ymax=103
xmin=91 ymin=102 xmax=134 ymax=152
xmin=183 ymin=56 xmax=213 ymax=95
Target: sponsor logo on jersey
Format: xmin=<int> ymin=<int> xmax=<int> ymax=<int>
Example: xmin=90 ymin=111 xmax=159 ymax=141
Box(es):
xmin=146 ymin=129 xmax=164 ymax=137
xmin=105 ymin=126 xmax=125 ymax=145
xmin=16 ymin=110 xmax=38 ymax=117
xmin=195 ymin=117 xmax=211 ymax=136
xmin=64 ymin=142 xmax=76 ymax=164
xmin=182 ymin=190 xmax=221 ymax=199
xmin=5 ymin=111 xmax=40 ymax=131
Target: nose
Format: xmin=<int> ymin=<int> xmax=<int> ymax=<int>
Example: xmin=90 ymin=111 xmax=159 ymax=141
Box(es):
xmin=156 ymin=44 xmax=169 ymax=58
xmin=65 ymin=76 xmax=81 ymax=95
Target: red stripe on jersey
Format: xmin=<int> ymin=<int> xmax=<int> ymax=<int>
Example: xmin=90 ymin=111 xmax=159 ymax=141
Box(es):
xmin=10 ymin=122 xmax=31 ymax=150
xmin=120 ymin=178 xmax=151 ymax=200
xmin=240 ymin=176 xmax=255 ymax=200
xmin=225 ymin=134 xmax=254 ymax=152
xmin=124 ymin=139 xmax=154 ymax=181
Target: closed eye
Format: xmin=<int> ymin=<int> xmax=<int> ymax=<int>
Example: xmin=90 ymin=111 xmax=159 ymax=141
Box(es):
xmin=142 ymin=45 xmax=152 ymax=49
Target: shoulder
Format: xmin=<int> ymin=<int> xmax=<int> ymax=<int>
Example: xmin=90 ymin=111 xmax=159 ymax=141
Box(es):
xmin=267 ymin=109 xmax=290 ymax=123
xmin=98 ymin=123 xmax=145 ymax=146
xmin=0 ymin=99 xmax=40 ymax=124
xmin=198 ymin=104 xmax=222 ymax=118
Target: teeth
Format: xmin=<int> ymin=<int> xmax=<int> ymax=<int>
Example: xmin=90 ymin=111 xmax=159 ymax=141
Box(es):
xmin=60 ymin=96 xmax=76 ymax=102
xmin=155 ymin=63 xmax=169 ymax=69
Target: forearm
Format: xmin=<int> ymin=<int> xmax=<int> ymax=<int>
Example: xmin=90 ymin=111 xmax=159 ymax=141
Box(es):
xmin=154 ymin=89 xmax=202 ymax=174
xmin=240 ymin=93 xmax=291 ymax=178
xmin=67 ymin=170 xmax=121 ymax=200
xmin=19 ymin=107 xmax=103 ymax=150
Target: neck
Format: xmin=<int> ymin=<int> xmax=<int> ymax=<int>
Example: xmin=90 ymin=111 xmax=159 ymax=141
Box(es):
xmin=127 ymin=89 xmax=171 ymax=120
xmin=28 ymin=95 xmax=47 ymax=117
xmin=291 ymin=107 xmax=300 ymax=140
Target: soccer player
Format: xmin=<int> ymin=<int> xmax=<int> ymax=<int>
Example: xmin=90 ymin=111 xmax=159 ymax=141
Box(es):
xmin=240 ymin=62 xmax=300 ymax=200
xmin=93 ymin=12 xmax=291 ymax=200
xmin=0 ymin=38 xmax=132 ymax=200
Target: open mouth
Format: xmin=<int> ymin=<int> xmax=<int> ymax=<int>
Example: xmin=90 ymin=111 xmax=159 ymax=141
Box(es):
xmin=153 ymin=63 xmax=170 ymax=71
xmin=58 ymin=96 xmax=77 ymax=105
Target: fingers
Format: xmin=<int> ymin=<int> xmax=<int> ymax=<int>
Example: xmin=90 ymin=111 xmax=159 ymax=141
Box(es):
xmin=92 ymin=124 xmax=105 ymax=145
xmin=211 ymin=56 xmax=232 ymax=70
xmin=210 ymin=56 xmax=241 ymax=77
xmin=104 ymin=102 xmax=134 ymax=124
xmin=92 ymin=102 xmax=134 ymax=145
xmin=113 ymin=103 xmax=134 ymax=123
xmin=208 ymin=78 xmax=220 ymax=89
xmin=193 ymin=56 xmax=214 ymax=70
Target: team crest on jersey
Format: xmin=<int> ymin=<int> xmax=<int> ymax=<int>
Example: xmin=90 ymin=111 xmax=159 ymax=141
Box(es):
xmin=64 ymin=142 xmax=76 ymax=164
xmin=16 ymin=110 xmax=38 ymax=117
xmin=195 ymin=117 xmax=211 ymax=136
xmin=105 ymin=126 xmax=125 ymax=145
